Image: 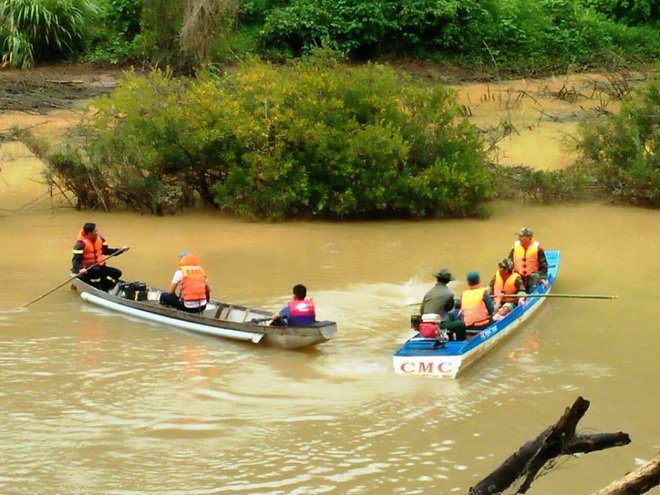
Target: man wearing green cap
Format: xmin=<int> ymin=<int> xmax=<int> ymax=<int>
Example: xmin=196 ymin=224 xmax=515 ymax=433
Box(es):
xmin=508 ymin=227 xmax=548 ymax=291
xmin=489 ymin=258 xmax=526 ymax=312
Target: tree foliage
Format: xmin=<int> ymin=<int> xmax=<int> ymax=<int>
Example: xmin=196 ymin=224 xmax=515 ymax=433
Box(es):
xmin=576 ymin=78 xmax=660 ymax=207
xmin=257 ymin=0 xmax=660 ymax=71
xmin=46 ymin=49 xmax=492 ymax=219
xmin=1 ymin=0 xmax=658 ymax=71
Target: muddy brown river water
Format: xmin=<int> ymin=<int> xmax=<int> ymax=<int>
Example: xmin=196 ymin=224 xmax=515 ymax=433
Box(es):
xmin=0 ymin=72 xmax=658 ymax=495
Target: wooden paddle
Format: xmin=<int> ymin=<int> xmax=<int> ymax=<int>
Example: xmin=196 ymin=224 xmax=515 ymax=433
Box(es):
xmin=11 ymin=248 xmax=128 ymax=311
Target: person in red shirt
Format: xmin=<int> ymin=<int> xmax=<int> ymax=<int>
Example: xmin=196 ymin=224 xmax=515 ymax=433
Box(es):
xmin=272 ymin=284 xmax=316 ymax=326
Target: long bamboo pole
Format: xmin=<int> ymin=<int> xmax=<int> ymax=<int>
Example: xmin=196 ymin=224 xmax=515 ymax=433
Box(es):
xmin=11 ymin=249 xmax=128 ymax=311
xmin=406 ymin=293 xmax=617 ymax=306
xmin=506 ymin=293 xmax=617 ymax=299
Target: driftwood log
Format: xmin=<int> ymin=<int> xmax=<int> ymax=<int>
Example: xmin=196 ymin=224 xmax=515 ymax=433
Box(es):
xmin=468 ymin=396 xmax=655 ymax=495
xmin=591 ymin=452 xmax=660 ymax=495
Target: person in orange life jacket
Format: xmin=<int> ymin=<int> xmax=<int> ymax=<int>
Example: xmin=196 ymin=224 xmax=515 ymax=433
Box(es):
xmin=159 ymin=252 xmax=211 ymax=313
xmin=271 ymin=284 xmax=316 ymax=326
xmin=442 ymin=271 xmax=494 ymax=341
xmin=508 ymin=227 xmax=548 ymax=291
xmin=488 ymin=258 xmax=526 ymax=313
xmin=72 ymin=222 xmax=129 ymax=292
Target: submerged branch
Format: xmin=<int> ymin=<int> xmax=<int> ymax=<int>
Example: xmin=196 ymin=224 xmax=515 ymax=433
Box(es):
xmin=468 ymin=397 xmax=632 ymax=495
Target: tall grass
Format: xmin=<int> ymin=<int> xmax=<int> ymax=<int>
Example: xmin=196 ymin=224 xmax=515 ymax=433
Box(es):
xmin=0 ymin=0 xmax=100 ymax=68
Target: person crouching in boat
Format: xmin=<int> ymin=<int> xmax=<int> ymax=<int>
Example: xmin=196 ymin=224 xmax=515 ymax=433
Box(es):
xmin=72 ymin=222 xmax=129 ymax=292
xmin=508 ymin=227 xmax=549 ymax=291
xmin=442 ymin=271 xmax=494 ymax=340
xmin=489 ymin=258 xmax=526 ymax=320
xmin=271 ymin=284 xmax=316 ymax=326
xmin=159 ymin=252 xmax=211 ymax=313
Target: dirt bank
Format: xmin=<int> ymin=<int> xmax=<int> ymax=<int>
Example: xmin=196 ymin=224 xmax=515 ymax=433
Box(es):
xmin=0 ymin=63 xmax=124 ymax=113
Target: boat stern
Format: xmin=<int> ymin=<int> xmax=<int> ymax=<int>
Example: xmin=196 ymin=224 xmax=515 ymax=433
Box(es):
xmin=392 ymin=352 xmax=463 ymax=378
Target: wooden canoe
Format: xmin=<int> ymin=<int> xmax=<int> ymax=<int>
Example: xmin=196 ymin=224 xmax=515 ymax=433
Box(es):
xmin=71 ymin=278 xmax=337 ymax=349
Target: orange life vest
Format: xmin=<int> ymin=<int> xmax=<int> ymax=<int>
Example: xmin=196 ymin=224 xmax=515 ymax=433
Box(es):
xmin=178 ymin=255 xmax=207 ymax=303
xmin=493 ymin=271 xmax=522 ymax=305
xmin=461 ymin=287 xmax=490 ymax=327
xmin=77 ymin=230 xmax=106 ymax=268
xmin=513 ymin=240 xmax=539 ymax=276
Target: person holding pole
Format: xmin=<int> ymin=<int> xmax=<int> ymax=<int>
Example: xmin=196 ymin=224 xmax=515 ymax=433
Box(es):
xmin=72 ymin=222 xmax=129 ymax=292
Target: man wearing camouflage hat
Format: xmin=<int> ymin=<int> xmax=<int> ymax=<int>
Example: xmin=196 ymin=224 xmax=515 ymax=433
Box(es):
xmin=419 ymin=268 xmax=456 ymax=321
xmin=508 ymin=227 xmax=548 ymax=291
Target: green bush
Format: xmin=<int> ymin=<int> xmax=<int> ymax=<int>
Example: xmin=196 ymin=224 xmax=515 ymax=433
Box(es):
xmin=262 ymin=0 xmax=397 ymax=57
xmin=576 ymin=78 xmax=660 ymax=207
xmin=49 ymin=49 xmax=493 ymax=219
xmin=490 ymin=164 xmax=595 ymax=203
xmin=257 ymin=0 xmax=659 ymax=73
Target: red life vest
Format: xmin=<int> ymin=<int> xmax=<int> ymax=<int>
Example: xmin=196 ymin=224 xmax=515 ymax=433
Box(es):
xmin=461 ymin=287 xmax=490 ymax=327
xmin=513 ymin=240 xmax=539 ymax=276
xmin=287 ymin=299 xmax=316 ymax=326
xmin=493 ymin=271 xmax=522 ymax=305
xmin=178 ymin=255 xmax=207 ymax=303
xmin=77 ymin=230 xmax=105 ymax=268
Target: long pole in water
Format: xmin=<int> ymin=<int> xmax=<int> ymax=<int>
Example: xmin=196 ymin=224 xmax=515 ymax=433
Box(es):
xmin=506 ymin=293 xmax=617 ymax=299
xmin=11 ymin=249 xmax=127 ymax=311
xmin=406 ymin=293 xmax=617 ymax=306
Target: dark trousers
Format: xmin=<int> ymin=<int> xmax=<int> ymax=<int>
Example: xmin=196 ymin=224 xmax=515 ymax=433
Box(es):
xmin=440 ymin=320 xmax=491 ymax=341
xmin=159 ymin=292 xmax=206 ymax=313
xmin=81 ymin=265 xmax=122 ymax=292
xmin=522 ymin=272 xmax=542 ymax=291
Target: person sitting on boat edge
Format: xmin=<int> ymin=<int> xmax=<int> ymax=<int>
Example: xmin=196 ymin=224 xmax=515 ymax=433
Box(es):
xmin=508 ymin=227 xmax=548 ymax=292
xmin=72 ymin=222 xmax=129 ymax=292
xmin=159 ymin=252 xmax=211 ymax=313
xmin=271 ymin=284 xmax=316 ymax=326
xmin=488 ymin=258 xmax=526 ymax=314
xmin=419 ymin=268 xmax=456 ymax=322
xmin=441 ymin=271 xmax=494 ymax=340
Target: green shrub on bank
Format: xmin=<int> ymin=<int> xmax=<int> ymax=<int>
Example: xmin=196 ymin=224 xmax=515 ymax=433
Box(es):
xmin=489 ymin=164 xmax=595 ymax=203
xmin=576 ymin=78 xmax=659 ymax=207
xmin=49 ymin=50 xmax=492 ymax=219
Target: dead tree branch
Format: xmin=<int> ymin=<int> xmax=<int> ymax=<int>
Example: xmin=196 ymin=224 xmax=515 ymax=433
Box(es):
xmin=468 ymin=396 xmax=631 ymax=495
